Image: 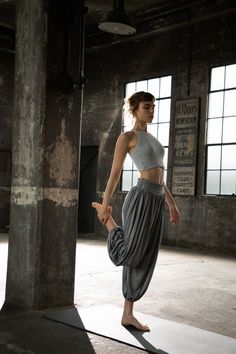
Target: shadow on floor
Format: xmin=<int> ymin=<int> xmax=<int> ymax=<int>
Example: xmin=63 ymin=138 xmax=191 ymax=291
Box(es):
xmin=124 ymin=326 xmax=169 ymax=354
xmin=0 ymin=306 xmax=96 ymax=354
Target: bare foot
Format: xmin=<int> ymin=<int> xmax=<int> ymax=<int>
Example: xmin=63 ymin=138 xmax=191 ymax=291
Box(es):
xmin=91 ymin=202 xmax=112 ymax=224
xmin=92 ymin=202 xmax=117 ymax=231
xmin=91 ymin=202 xmax=112 ymax=215
xmin=121 ymin=314 xmax=150 ymax=332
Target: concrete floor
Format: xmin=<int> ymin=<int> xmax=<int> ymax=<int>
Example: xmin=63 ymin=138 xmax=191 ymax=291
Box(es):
xmin=0 ymin=233 xmax=236 ymax=353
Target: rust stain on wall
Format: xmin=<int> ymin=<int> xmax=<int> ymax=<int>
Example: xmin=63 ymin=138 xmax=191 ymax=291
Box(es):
xmin=43 ymin=187 xmax=78 ymax=207
xmin=45 ymin=119 xmax=77 ymax=187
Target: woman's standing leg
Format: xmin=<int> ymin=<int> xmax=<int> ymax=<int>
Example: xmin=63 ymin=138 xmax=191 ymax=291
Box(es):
xmin=122 ymin=299 xmax=149 ymax=331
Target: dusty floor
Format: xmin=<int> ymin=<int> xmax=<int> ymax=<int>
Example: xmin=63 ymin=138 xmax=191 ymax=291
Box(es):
xmin=0 ymin=233 xmax=236 ymax=353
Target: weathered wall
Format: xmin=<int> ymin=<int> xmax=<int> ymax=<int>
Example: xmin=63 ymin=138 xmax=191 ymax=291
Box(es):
xmin=0 ymin=51 xmax=14 ymax=231
xmin=83 ymin=6 xmax=236 ymax=254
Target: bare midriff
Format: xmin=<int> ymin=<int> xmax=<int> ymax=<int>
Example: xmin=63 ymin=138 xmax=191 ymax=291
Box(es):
xmin=140 ymin=166 xmax=164 ymax=185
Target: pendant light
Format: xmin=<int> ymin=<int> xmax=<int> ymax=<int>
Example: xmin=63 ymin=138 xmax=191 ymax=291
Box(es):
xmin=98 ymin=0 xmax=136 ymax=35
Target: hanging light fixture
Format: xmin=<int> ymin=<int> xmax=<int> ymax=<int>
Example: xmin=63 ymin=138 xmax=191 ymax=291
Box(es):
xmin=98 ymin=0 xmax=136 ymax=35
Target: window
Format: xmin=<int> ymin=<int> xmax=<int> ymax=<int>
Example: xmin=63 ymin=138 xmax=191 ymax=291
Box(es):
xmin=121 ymin=76 xmax=172 ymax=191
xmin=205 ymin=64 xmax=236 ymax=195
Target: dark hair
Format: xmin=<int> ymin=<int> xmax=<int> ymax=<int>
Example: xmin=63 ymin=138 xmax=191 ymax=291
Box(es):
xmin=124 ymin=91 xmax=155 ymax=116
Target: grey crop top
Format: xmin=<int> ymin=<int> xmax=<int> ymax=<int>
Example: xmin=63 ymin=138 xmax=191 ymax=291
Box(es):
xmin=129 ymin=131 xmax=165 ymax=171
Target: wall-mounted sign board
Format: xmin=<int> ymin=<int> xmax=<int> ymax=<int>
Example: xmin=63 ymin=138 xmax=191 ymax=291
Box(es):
xmin=172 ymin=98 xmax=200 ymax=196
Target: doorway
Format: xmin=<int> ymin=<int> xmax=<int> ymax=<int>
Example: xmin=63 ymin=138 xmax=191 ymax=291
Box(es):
xmin=78 ymin=145 xmax=98 ymax=234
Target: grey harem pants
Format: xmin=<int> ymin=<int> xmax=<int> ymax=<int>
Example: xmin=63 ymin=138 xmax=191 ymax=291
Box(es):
xmin=107 ymin=178 xmax=165 ymax=302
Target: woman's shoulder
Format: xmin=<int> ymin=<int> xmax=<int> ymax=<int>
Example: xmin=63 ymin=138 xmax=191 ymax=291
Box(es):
xmin=120 ymin=130 xmax=137 ymax=139
xmin=118 ymin=130 xmax=137 ymax=149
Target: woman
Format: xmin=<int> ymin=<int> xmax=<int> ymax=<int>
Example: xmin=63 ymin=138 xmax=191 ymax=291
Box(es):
xmin=92 ymin=91 xmax=180 ymax=332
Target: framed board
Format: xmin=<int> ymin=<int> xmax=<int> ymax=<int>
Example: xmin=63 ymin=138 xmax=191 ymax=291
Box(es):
xmin=172 ymin=98 xmax=200 ymax=196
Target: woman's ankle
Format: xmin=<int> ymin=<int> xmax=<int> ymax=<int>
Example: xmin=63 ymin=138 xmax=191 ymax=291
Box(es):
xmin=106 ymin=218 xmax=117 ymax=232
xmin=123 ymin=299 xmax=134 ymax=316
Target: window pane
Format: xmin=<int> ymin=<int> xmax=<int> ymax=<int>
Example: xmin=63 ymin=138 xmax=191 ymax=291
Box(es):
xmin=206 ymin=171 xmax=220 ymax=194
xmin=207 ymin=118 xmax=222 ymax=144
xmin=158 ymin=123 xmax=170 ymax=146
xmin=222 ymin=145 xmax=236 ymax=169
xmin=210 ymin=66 xmax=225 ymax=91
xmin=159 ymin=99 xmax=171 ymax=123
xmin=221 ymin=170 xmax=236 ymax=195
xmin=225 ymin=64 xmax=236 ymax=89
xmin=152 ymin=102 xmax=158 ymax=123
xmin=123 ymin=125 xmax=130 ymax=132
xmin=136 ymin=80 xmax=147 ymax=92
xmin=208 ymin=92 xmax=224 ymax=118
xmin=122 ymin=171 xmax=132 ymax=191
xmin=147 ymin=123 xmax=157 ymax=137
xmin=133 ymin=170 xmax=139 ymax=185
xmin=163 ymin=169 xmax=167 ymax=184
xmin=163 ymin=147 xmax=168 ymax=169
xmin=207 ymin=145 xmax=221 ymax=170
xmin=223 ymin=117 xmax=236 ymax=143
xmin=148 ymin=78 xmax=160 ymax=98
xmin=160 ymin=76 xmax=172 ymax=98
xmin=123 ymin=112 xmax=132 ymax=128
xmin=224 ymin=90 xmax=236 ymax=116
xmin=123 ymin=154 xmax=133 ymax=170
xmin=125 ymin=82 xmax=135 ymax=97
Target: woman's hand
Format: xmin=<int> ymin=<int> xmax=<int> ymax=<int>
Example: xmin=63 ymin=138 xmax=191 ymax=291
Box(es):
xmin=169 ymin=204 xmax=181 ymax=225
xmin=163 ymin=184 xmax=180 ymax=224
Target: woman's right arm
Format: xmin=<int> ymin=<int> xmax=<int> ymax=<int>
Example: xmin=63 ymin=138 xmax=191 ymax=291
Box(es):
xmin=99 ymin=133 xmax=131 ymax=225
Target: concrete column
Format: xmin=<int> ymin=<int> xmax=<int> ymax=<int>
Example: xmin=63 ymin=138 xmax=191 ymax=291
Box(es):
xmin=4 ymin=0 xmax=83 ymax=310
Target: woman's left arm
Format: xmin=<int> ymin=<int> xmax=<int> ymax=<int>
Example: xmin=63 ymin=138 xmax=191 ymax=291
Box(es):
xmin=163 ymin=184 xmax=181 ymax=225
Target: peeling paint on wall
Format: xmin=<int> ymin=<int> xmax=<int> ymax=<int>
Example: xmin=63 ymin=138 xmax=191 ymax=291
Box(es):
xmin=11 ymin=187 xmax=42 ymax=206
xmin=11 ymin=186 xmax=78 ymax=207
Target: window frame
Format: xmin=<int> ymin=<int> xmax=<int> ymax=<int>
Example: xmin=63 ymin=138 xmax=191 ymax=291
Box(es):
xmin=204 ymin=63 xmax=236 ymax=197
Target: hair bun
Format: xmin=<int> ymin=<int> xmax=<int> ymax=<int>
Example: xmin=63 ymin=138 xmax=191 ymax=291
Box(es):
xmin=123 ymin=91 xmax=155 ymax=116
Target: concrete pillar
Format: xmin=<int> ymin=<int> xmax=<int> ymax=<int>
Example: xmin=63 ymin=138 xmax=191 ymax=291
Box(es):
xmin=4 ymin=0 xmax=83 ymax=310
